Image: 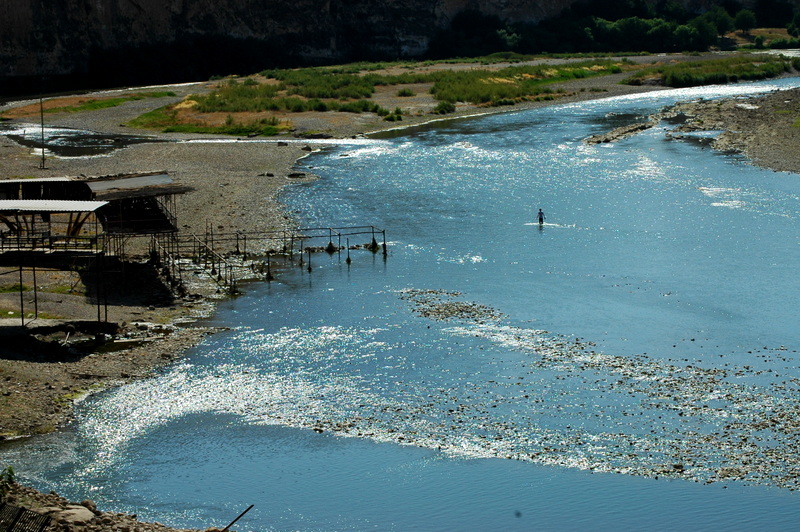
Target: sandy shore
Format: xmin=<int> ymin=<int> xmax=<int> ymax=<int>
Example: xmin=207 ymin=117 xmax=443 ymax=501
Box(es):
xmin=1 ymin=55 xmax=800 ymax=530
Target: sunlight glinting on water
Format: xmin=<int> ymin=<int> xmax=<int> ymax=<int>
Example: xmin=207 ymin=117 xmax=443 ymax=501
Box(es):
xmin=7 ymin=77 xmax=800 ymax=530
xmin=74 ymin=295 xmax=800 ymax=491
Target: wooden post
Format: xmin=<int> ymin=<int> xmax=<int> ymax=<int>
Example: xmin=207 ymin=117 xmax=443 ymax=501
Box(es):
xmin=221 ymin=504 xmax=253 ymax=532
xmin=95 ymin=253 xmax=101 ymax=322
xmin=32 ymin=252 xmax=38 ymax=319
xmin=18 ymin=264 xmax=24 ymax=326
xmin=39 ymin=97 xmax=47 ymax=169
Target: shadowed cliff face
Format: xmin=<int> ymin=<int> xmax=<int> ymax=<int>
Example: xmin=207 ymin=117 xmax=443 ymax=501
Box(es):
xmin=0 ymin=0 xmax=578 ymax=96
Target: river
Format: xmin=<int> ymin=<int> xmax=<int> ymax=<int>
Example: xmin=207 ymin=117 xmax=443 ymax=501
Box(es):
xmin=3 ymin=79 xmax=800 ymax=531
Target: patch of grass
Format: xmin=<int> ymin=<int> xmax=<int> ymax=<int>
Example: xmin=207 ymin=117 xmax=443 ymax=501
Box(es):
xmin=126 ymin=106 xmax=180 ymax=129
xmin=47 ymin=284 xmax=86 ymax=295
xmin=127 ymin=106 xmax=289 ymax=136
xmin=186 ymin=77 xmax=392 ymax=115
xmin=623 ymin=55 xmax=797 ymax=87
xmin=0 ymin=283 xmax=28 ymax=293
xmin=0 ymin=307 xmax=62 ymax=319
xmin=162 ymin=122 xmax=283 ymax=136
xmin=56 ymin=385 xmax=102 ymax=407
xmin=44 ymin=91 xmax=176 ymax=114
xmin=429 ymin=60 xmax=623 ymax=106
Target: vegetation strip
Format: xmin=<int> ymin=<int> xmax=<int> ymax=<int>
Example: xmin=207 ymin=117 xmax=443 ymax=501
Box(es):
xmin=624 ymin=55 xmax=800 ymax=87
xmin=42 ymin=91 xmax=176 ymax=114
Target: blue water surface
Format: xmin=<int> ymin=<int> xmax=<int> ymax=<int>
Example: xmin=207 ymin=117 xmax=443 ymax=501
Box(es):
xmin=4 ymin=79 xmax=800 ymax=531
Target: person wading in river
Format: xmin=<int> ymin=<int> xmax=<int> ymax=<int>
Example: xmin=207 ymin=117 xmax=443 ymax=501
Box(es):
xmin=537 ymin=208 xmax=545 ymax=225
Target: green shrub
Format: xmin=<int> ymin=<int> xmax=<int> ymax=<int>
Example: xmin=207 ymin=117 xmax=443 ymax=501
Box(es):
xmin=309 ymin=99 xmax=329 ymax=112
xmin=493 ymin=98 xmax=517 ymax=106
xmin=433 ymin=101 xmax=456 ymax=114
xmin=0 ymin=465 xmax=14 ymax=499
xmin=770 ymin=37 xmax=800 ymax=49
xmin=384 ymin=107 xmax=404 ymax=121
xmin=397 ymin=88 xmax=415 ymax=97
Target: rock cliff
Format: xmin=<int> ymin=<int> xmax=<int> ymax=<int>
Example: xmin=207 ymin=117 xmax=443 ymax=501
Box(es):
xmin=0 ymin=0 xmax=783 ymax=96
xmin=0 ymin=0 xmax=582 ymax=95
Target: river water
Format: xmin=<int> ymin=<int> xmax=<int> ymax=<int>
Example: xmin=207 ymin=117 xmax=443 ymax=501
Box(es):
xmin=4 ymin=79 xmax=800 ymax=531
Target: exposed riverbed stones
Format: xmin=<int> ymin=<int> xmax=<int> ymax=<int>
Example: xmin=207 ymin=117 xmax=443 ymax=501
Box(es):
xmin=4 ymin=483 xmax=226 ymax=531
xmin=584 ymin=119 xmax=658 ymax=144
xmin=398 ymin=288 xmax=506 ymax=323
xmin=245 ymin=288 xmax=800 ymax=491
xmin=585 ymin=86 xmax=800 ymax=175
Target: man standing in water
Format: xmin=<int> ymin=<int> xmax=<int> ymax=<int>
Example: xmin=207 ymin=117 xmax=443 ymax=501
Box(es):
xmin=537 ymin=208 xmax=545 ymax=225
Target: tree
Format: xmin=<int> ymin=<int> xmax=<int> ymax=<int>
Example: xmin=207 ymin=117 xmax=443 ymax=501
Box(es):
xmin=702 ymin=5 xmax=734 ymax=36
xmin=787 ymin=13 xmax=800 ymax=37
xmin=674 ymin=24 xmax=700 ymax=50
xmin=646 ymin=20 xmax=677 ymax=51
xmin=734 ymin=10 xmax=757 ymax=35
xmin=689 ymin=18 xmax=720 ymax=49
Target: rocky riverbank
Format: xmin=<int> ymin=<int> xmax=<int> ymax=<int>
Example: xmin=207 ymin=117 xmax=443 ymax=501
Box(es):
xmin=586 ymin=84 xmax=800 ymax=175
xmin=668 ymin=86 xmax=800 ymax=173
xmin=4 ymin=483 xmax=227 ymax=532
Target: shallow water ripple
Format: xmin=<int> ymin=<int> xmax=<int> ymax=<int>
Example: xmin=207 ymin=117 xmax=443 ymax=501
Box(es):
xmin=78 ymin=290 xmax=800 ymax=492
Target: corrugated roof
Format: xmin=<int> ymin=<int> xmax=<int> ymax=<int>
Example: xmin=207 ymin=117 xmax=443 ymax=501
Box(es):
xmin=0 ymin=200 xmax=108 ymax=212
xmin=84 ymin=173 xmax=173 ymax=192
xmin=0 ymin=177 xmax=72 ymax=184
xmin=94 ymin=184 xmax=193 ymax=201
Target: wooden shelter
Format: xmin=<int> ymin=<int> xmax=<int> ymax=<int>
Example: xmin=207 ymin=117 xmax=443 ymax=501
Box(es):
xmin=0 ymin=172 xmax=191 ymax=323
xmin=0 ymin=172 xmax=191 ymax=253
xmin=0 ymin=199 xmax=107 ymax=252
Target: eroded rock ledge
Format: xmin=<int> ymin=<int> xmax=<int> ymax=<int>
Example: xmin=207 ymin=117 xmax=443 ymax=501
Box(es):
xmin=585 ymin=87 xmax=800 ymax=175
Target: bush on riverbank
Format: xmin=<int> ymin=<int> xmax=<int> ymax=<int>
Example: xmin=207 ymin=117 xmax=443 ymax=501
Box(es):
xmin=0 ymin=465 xmax=14 ymax=499
xmin=623 ymin=55 xmax=799 ymax=87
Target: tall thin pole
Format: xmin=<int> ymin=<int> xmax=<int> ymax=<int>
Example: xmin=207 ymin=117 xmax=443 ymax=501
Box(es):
xmin=39 ymin=97 xmax=46 ymax=169
xmin=32 ymin=253 xmax=38 ymax=319
xmin=18 ymin=264 xmax=24 ymax=327
xmin=221 ymin=504 xmax=253 ymax=532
